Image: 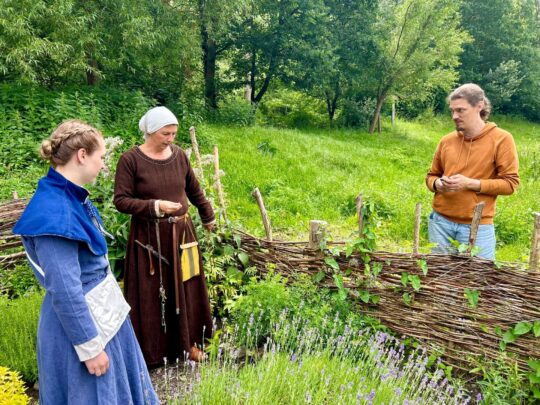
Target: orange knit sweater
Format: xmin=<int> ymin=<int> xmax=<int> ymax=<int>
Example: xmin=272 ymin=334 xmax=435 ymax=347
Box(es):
xmin=426 ymin=122 xmax=520 ymax=224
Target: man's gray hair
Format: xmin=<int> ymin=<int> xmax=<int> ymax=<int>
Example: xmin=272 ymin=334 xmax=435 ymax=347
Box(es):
xmin=448 ymin=83 xmax=492 ymax=121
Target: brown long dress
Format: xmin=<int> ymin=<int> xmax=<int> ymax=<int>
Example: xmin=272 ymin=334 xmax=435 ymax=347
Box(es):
xmin=113 ymin=145 xmax=214 ymax=366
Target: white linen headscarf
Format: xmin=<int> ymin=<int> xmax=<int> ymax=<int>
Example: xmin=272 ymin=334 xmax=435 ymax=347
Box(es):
xmin=139 ymin=106 xmax=179 ymax=138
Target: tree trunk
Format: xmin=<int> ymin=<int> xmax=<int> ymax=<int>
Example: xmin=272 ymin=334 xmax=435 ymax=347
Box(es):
xmin=199 ymin=0 xmax=217 ymax=109
xmin=85 ymin=57 xmax=100 ymax=86
xmin=369 ymin=91 xmax=387 ymax=134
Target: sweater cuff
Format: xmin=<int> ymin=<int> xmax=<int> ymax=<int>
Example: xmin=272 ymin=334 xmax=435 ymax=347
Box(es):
xmin=154 ymin=200 xmax=165 ymax=218
xmin=74 ymin=335 xmax=103 ymax=362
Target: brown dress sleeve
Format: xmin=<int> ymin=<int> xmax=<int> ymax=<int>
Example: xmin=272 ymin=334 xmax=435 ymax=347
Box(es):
xmin=113 ymin=150 xmax=157 ymax=219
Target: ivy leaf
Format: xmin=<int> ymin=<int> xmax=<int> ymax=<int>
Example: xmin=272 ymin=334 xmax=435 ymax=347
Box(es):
xmin=345 ymin=244 xmax=354 ymax=257
xmin=410 ymin=275 xmax=421 ymax=291
xmin=530 ymin=374 xmax=540 ymax=385
xmin=372 ymin=262 xmax=383 ymax=277
xmin=502 ymin=330 xmax=516 ymax=344
xmin=494 ymin=326 xmax=503 ymax=336
xmin=457 ymin=243 xmax=468 ymax=253
xmin=401 ymin=272 xmax=409 ymax=287
xmin=528 ymin=360 xmax=540 ymax=372
xmin=312 ymin=270 xmax=325 ymax=283
xmin=370 ymin=294 xmax=380 ymax=304
xmin=359 ymin=290 xmax=370 ymax=303
xmin=237 ymin=252 xmax=249 ymax=267
xmin=464 ymin=288 xmax=480 ymax=309
xmin=514 ymin=321 xmax=533 ymax=336
xmin=416 ymin=259 xmax=428 ymax=276
xmin=233 ymin=234 xmax=241 ymax=248
xmin=499 ymin=341 xmax=507 ymax=351
xmin=534 ymin=321 xmax=540 ymax=337
xmin=325 ymin=257 xmax=340 ymax=271
xmin=533 ymin=387 xmax=540 ymax=399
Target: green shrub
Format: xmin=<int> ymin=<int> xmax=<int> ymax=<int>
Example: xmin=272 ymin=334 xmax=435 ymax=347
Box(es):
xmin=336 ymin=97 xmax=375 ymax=129
xmin=213 ymin=95 xmax=256 ymax=127
xmin=0 ymin=292 xmax=43 ymax=383
xmin=0 ymin=264 xmax=41 ymax=299
xmin=228 ymin=273 xmax=292 ymax=346
xmin=258 ymin=87 xmax=328 ymax=128
xmin=0 ymin=366 xmax=29 ymax=405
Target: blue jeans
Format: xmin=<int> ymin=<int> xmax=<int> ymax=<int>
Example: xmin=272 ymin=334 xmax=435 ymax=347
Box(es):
xmin=428 ymin=211 xmax=495 ymax=260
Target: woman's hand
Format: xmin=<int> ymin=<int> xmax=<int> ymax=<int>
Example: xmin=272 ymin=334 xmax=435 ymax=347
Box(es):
xmin=159 ymin=200 xmax=182 ymax=214
xmin=84 ymin=351 xmax=110 ymax=377
xmin=203 ymin=223 xmax=214 ymax=232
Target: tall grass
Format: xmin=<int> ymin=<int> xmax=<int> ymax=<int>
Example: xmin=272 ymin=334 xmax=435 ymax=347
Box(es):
xmin=195 ymin=117 xmax=539 ymax=262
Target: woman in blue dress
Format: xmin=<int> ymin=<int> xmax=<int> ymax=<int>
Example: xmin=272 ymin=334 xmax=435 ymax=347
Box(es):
xmin=13 ymin=120 xmax=159 ymax=404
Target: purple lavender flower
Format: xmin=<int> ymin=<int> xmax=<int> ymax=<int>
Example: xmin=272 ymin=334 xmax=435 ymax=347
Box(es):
xmin=367 ymin=389 xmax=376 ymax=401
xmin=394 ymin=388 xmax=402 ymax=397
xmin=476 ymin=393 xmax=483 ymax=402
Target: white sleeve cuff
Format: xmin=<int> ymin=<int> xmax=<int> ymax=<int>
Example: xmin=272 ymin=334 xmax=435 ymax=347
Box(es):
xmin=154 ymin=200 xmax=164 ymax=218
xmin=74 ymin=335 xmax=104 ymax=362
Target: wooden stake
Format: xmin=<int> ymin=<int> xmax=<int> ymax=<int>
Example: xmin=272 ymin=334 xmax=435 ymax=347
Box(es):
xmin=356 ymin=193 xmax=364 ymax=237
xmin=12 ymin=191 xmax=18 ymax=200
xmin=413 ymin=203 xmax=422 ymax=255
xmin=309 ymin=220 xmax=327 ymax=250
xmin=189 ymin=126 xmax=205 ymax=186
xmin=252 ymin=187 xmax=272 ymax=241
xmin=469 ymin=202 xmax=485 ymax=252
xmin=529 ymin=212 xmax=540 ymax=271
xmin=213 ymin=144 xmax=228 ymax=223
xmin=391 ymin=99 xmax=396 ymax=127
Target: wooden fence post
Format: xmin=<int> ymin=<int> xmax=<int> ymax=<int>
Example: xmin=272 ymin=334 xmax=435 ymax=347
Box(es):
xmin=189 ymin=126 xmax=206 ymax=187
xmin=309 ymin=220 xmax=327 ymax=250
xmin=12 ymin=191 xmax=18 ymax=200
xmin=529 ymin=212 xmax=540 ymax=271
xmin=413 ymin=203 xmax=422 ymax=255
xmin=252 ymin=187 xmax=272 ymax=241
xmin=213 ymin=145 xmax=228 ymax=223
xmin=356 ymin=193 xmax=363 ymax=237
xmin=469 ymin=202 xmax=485 ymax=254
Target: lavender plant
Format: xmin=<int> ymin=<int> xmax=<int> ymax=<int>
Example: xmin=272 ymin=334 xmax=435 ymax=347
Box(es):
xmin=164 ymin=309 xmax=472 ymax=404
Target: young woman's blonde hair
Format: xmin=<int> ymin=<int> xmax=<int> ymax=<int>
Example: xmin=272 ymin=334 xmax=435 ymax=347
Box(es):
xmin=40 ymin=120 xmax=103 ymax=167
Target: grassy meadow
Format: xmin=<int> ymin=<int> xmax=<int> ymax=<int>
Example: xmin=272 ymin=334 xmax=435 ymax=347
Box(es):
xmin=194 ymin=117 xmax=539 ymax=262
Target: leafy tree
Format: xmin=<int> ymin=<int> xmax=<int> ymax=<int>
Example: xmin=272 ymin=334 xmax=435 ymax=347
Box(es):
xmin=0 ymin=0 xmax=199 ymax=101
xmin=367 ymin=0 xmax=468 ymax=134
xmin=460 ymin=0 xmax=540 ymax=118
xmin=227 ymin=0 xmax=328 ymax=105
xmin=195 ymin=0 xmax=248 ymax=110
xmin=292 ymin=0 xmax=378 ymax=125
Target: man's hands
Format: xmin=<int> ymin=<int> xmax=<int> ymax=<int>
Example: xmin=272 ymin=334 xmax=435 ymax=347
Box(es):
xmin=159 ymin=200 xmax=182 ymax=214
xmin=85 ymin=351 xmax=109 ymax=377
xmin=203 ymin=223 xmax=214 ymax=232
xmin=435 ymin=174 xmax=481 ymax=192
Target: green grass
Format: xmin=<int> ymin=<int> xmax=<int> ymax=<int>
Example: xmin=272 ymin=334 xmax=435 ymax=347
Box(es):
xmin=1 ymin=116 xmax=537 ymax=262
xmin=193 ymin=116 xmax=538 ymax=262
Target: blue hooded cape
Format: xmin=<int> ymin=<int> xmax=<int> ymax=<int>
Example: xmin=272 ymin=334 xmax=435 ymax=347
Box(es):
xmin=13 ymin=167 xmax=109 ymax=255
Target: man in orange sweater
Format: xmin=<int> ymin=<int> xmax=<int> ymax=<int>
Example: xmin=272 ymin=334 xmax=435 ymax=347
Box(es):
xmin=425 ymin=83 xmax=520 ymax=259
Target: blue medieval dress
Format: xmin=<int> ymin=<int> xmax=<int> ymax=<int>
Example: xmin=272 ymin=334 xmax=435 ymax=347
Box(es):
xmin=13 ymin=167 xmax=159 ymax=405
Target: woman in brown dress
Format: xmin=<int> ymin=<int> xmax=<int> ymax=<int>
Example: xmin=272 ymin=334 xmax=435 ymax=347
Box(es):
xmin=113 ymin=106 xmax=214 ymax=366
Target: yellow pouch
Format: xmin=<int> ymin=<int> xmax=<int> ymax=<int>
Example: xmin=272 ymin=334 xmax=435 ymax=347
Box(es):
xmin=180 ymin=241 xmax=200 ymax=282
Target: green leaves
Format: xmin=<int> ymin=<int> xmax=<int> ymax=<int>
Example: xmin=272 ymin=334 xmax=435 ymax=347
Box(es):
xmin=401 ymin=272 xmax=421 ymax=291
xmin=513 ymin=322 xmax=533 ymax=336
xmin=464 ymin=288 xmax=480 ymax=309
xmin=416 ymin=259 xmax=428 ymax=276
xmin=324 ymin=257 xmax=340 ymax=271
